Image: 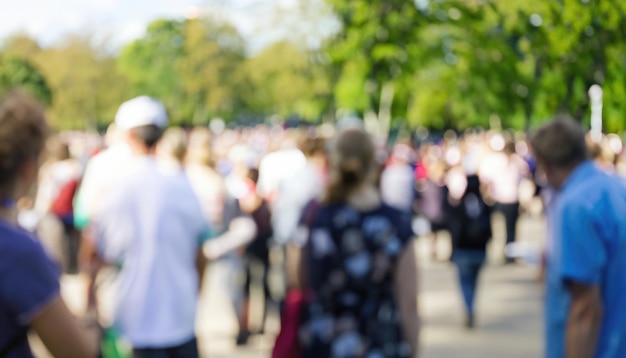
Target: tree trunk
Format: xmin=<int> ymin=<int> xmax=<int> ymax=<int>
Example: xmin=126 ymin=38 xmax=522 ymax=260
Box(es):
xmin=378 ymin=81 xmax=395 ymax=142
xmin=524 ymin=57 xmax=542 ymax=133
xmin=364 ymin=110 xmax=379 ymax=135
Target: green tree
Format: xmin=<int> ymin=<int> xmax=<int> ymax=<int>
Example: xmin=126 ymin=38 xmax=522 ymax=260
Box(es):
xmin=0 ymin=56 xmax=52 ymax=105
xmin=36 ymin=36 xmax=129 ymax=130
xmin=1 ymin=34 xmax=51 ymax=104
xmin=242 ymin=41 xmax=330 ymax=120
xmin=1 ymin=33 xmax=41 ymax=60
xmin=401 ymin=0 xmax=626 ymax=132
xmin=179 ymin=17 xmax=246 ymax=124
xmin=325 ymin=0 xmax=427 ymax=138
xmin=119 ymin=17 xmax=248 ymax=125
xmin=2 ymin=33 xmax=130 ymax=130
xmin=118 ymin=19 xmax=186 ymax=123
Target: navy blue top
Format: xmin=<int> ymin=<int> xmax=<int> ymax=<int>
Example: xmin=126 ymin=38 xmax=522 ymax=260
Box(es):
xmin=0 ymin=219 xmax=60 ymax=357
xmin=300 ymin=203 xmax=414 ymax=358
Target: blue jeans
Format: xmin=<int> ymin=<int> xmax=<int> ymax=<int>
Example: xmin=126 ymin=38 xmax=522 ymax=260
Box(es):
xmin=453 ymin=250 xmax=486 ymax=315
xmin=132 ymin=338 xmax=198 ymax=358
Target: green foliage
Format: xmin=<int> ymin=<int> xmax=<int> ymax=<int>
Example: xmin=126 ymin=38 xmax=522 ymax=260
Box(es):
xmin=36 ymin=36 xmax=129 ymax=130
xmin=118 ymin=18 xmax=250 ymax=125
xmin=326 ymin=0 xmax=425 ymax=124
xmin=327 ymin=0 xmax=626 ymax=133
xmin=242 ymin=41 xmax=330 ymax=120
xmin=118 ymin=19 xmax=186 ymax=123
xmin=0 ymin=56 xmax=52 ymax=105
xmin=1 ymin=34 xmax=130 ymax=130
xmin=2 ymin=1 xmax=626 ymax=133
xmin=179 ymin=18 xmax=246 ymax=123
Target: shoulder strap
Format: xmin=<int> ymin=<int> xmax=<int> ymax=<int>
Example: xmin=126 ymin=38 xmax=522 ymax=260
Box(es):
xmin=302 ymin=200 xmax=321 ymax=228
xmin=298 ymin=200 xmax=322 ymax=293
xmin=0 ymin=331 xmax=27 ymax=357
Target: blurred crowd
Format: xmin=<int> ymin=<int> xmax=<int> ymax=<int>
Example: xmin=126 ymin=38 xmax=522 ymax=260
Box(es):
xmin=27 ymin=121 xmax=626 ymax=271
xmin=4 ymin=92 xmax=626 ymax=357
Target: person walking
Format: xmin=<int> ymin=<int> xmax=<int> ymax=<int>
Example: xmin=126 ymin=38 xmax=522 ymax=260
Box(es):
xmin=0 ymin=91 xmax=98 ymax=357
xmin=446 ymin=162 xmax=491 ymax=329
xmin=90 ymin=96 xmax=210 ymax=356
xmin=480 ymin=138 xmax=528 ymax=263
xmin=380 ymin=143 xmax=416 ymax=213
xmin=239 ymin=167 xmax=274 ymax=341
xmin=294 ymin=128 xmax=420 ymax=358
xmin=415 ymin=160 xmax=449 ymax=260
xmin=185 ymin=126 xmax=257 ymax=346
xmin=531 ymin=117 xmax=626 ymax=358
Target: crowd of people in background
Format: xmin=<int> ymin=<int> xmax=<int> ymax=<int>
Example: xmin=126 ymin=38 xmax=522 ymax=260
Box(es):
xmin=3 ymin=91 xmax=626 ymax=357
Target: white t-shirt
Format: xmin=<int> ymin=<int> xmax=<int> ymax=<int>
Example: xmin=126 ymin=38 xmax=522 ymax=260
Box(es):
xmin=272 ymin=162 xmax=326 ymax=245
xmin=380 ymin=164 xmax=415 ymax=212
xmin=94 ymin=157 xmax=208 ymax=348
xmin=480 ymin=152 xmax=529 ymax=204
xmin=74 ymin=142 xmax=134 ymax=228
xmin=257 ymin=148 xmax=306 ymax=200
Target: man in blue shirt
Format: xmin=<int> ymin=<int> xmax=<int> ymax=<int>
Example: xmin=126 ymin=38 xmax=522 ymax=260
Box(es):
xmin=531 ymin=117 xmax=626 ymax=358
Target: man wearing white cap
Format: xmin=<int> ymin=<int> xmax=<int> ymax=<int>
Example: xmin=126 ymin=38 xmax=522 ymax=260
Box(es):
xmin=89 ymin=96 xmax=210 ymax=356
xmin=74 ymin=96 xmax=171 ymax=229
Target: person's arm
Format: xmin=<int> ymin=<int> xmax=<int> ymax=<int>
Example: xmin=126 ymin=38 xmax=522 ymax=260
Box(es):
xmin=77 ymin=225 xmax=108 ymax=317
xmin=565 ymin=282 xmax=603 ymax=358
xmin=202 ymin=217 xmax=257 ymax=260
xmin=394 ymin=239 xmax=420 ymax=357
xmin=195 ymin=247 xmax=208 ymax=290
xmin=558 ymin=202 xmax=607 ymax=358
xmin=538 ymin=249 xmax=547 ymax=282
xmin=31 ymin=295 xmax=100 ymax=358
xmin=286 ymin=243 xmax=305 ymax=290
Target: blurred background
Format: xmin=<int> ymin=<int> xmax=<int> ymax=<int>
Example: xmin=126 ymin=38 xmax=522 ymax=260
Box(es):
xmin=2 ymin=0 xmax=626 ymax=135
xmin=3 ymin=1 xmax=626 ymax=357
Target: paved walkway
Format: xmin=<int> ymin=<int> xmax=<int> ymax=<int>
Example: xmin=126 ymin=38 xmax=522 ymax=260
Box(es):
xmin=197 ymin=213 xmax=547 ymax=358
xmin=43 ymin=213 xmax=546 ymax=358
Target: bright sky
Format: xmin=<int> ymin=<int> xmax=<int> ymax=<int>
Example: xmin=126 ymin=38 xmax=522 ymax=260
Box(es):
xmin=0 ymin=0 xmax=307 ymax=53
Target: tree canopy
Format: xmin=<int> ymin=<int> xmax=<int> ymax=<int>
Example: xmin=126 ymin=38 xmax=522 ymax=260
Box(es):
xmin=1 ymin=0 xmax=625 ymax=133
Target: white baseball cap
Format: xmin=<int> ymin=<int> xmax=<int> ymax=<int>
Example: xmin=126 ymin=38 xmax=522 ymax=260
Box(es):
xmin=114 ymin=96 xmax=168 ymax=130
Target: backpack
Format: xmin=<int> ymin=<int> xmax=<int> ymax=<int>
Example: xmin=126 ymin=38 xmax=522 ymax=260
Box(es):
xmin=459 ymin=177 xmax=492 ymax=247
xmin=246 ymin=199 xmax=273 ymax=260
xmin=50 ymin=178 xmax=80 ymax=221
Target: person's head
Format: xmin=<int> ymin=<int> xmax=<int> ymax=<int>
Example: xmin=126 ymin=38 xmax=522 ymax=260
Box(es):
xmin=503 ymin=140 xmax=516 ymax=156
xmin=156 ymin=127 xmax=187 ymax=164
xmin=300 ymin=137 xmax=326 ymax=157
xmin=44 ymin=136 xmax=71 ymax=163
xmin=530 ymin=115 xmax=588 ymax=189
xmin=585 ymin=134 xmax=617 ymax=169
xmin=390 ymin=143 xmax=414 ymax=166
xmin=0 ymin=91 xmax=49 ymax=201
xmin=246 ymin=167 xmax=259 ymax=185
xmin=114 ymin=96 xmax=168 ymax=155
xmin=324 ymin=129 xmax=377 ymax=204
xmin=586 ymin=134 xmax=603 ymax=161
xmin=104 ymin=123 xmax=122 ymax=148
xmin=186 ymin=126 xmax=213 ymax=167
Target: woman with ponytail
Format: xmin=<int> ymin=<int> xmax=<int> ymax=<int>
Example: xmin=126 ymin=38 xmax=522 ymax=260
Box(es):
xmin=294 ymin=128 xmax=420 ymax=358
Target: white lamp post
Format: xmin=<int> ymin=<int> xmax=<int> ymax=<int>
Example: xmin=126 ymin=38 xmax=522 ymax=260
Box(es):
xmin=588 ymin=84 xmax=603 ymax=143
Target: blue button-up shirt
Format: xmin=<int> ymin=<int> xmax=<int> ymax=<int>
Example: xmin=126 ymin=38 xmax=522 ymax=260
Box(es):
xmin=545 ymin=161 xmax=626 ymax=357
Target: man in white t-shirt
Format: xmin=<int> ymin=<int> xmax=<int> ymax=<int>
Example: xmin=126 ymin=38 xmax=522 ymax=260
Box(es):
xmin=380 ymin=143 xmax=416 ymax=212
xmin=256 ymin=138 xmax=307 ymax=204
xmin=92 ymin=97 xmax=210 ymax=356
xmin=73 ymin=123 xmax=134 ymax=230
xmin=479 ymin=138 xmax=529 ymax=263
